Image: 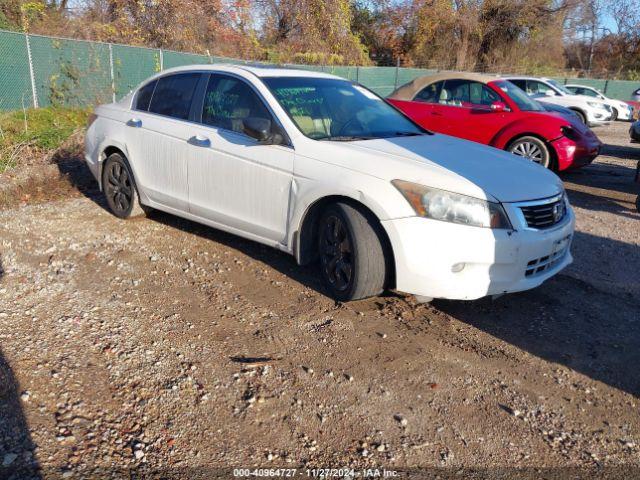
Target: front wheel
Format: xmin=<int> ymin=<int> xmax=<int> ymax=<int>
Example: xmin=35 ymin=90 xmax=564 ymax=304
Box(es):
xmin=611 ymin=108 xmax=618 ymax=121
xmin=317 ymin=202 xmax=388 ymax=301
xmin=102 ymin=153 xmax=149 ymax=219
xmin=507 ymin=136 xmax=551 ymax=169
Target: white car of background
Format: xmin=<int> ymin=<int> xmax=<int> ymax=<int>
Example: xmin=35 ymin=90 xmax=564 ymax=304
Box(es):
xmin=504 ymin=76 xmax=612 ymax=126
xmin=85 ymin=65 xmax=575 ymax=302
xmin=565 ymin=84 xmax=633 ymax=121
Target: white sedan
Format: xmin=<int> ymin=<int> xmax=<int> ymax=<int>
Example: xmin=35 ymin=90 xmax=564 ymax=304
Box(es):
xmin=504 ymin=76 xmax=612 ymax=126
xmin=565 ymin=84 xmax=633 ymax=121
xmin=85 ymin=65 xmax=575 ymax=302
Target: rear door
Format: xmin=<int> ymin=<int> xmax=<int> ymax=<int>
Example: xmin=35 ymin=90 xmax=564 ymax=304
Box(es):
xmin=186 ymin=73 xmax=294 ymax=244
xmin=125 ymin=72 xmax=202 ymax=212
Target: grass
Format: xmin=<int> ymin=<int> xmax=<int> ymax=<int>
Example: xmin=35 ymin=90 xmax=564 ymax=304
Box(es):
xmin=0 ymin=107 xmax=89 ymax=173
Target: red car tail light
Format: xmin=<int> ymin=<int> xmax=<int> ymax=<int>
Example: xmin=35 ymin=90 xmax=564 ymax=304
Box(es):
xmin=561 ymin=126 xmax=581 ymax=141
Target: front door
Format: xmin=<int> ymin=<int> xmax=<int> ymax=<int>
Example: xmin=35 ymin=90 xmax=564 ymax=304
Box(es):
xmin=186 ymin=73 xmax=294 ymax=244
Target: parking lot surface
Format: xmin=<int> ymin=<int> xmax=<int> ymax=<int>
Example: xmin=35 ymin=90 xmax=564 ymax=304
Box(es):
xmin=0 ymin=122 xmax=639 ymax=478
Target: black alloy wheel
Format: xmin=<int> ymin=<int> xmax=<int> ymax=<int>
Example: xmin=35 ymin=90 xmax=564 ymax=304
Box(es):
xmin=101 ymin=153 xmax=148 ymax=219
xmin=319 ymin=213 xmax=353 ymax=293
xmin=317 ymin=202 xmax=387 ymax=301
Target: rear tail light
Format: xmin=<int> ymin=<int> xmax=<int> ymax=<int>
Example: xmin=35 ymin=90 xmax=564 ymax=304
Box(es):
xmin=561 ymin=125 xmax=580 ymax=140
xmin=87 ymin=113 xmax=98 ymax=129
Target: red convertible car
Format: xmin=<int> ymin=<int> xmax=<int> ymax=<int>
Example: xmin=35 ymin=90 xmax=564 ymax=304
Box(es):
xmin=387 ymin=73 xmax=602 ymax=171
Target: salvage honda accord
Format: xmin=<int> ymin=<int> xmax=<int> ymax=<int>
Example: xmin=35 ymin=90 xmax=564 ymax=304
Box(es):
xmin=85 ymin=65 xmax=575 ymax=302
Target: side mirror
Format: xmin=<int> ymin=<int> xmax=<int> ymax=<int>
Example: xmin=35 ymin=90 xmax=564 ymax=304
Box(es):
xmin=545 ymin=90 xmax=556 ymax=97
xmin=242 ymin=117 xmax=273 ymax=143
xmin=490 ymin=101 xmax=508 ymax=112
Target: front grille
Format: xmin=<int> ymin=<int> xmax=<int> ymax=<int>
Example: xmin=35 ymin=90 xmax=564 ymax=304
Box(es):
xmin=525 ymin=236 xmax=571 ymax=277
xmin=520 ymin=196 xmax=566 ymax=229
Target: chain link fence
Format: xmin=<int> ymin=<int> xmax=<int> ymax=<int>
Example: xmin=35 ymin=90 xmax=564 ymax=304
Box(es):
xmin=1 ymin=29 xmax=639 ymax=111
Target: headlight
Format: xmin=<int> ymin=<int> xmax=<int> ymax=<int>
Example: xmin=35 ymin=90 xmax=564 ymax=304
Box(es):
xmin=392 ymin=180 xmax=512 ymax=229
xmin=587 ymin=101 xmax=605 ymax=109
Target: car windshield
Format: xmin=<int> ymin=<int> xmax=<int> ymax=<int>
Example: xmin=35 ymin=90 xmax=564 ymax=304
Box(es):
xmin=262 ymin=76 xmax=426 ymax=141
xmin=547 ymin=79 xmax=573 ymax=95
xmin=493 ymin=80 xmax=544 ymax=112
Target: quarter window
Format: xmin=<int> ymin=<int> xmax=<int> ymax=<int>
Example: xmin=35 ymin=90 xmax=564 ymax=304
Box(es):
xmin=135 ymin=80 xmax=157 ymax=111
xmin=148 ymin=73 xmax=200 ymax=120
xmin=202 ymin=75 xmax=272 ymax=134
xmin=415 ymin=81 xmax=443 ymax=103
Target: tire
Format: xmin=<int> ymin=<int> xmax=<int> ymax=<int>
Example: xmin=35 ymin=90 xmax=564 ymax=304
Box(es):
xmin=507 ymin=136 xmax=551 ymax=169
xmin=636 ymin=195 xmax=640 ymax=213
xmin=102 ymin=153 xmax=149 ymax=219
xmin=572 ymin=109 xmax=587 ymax=125
xmin=317 ymin=202 xmax=387 ymax=301
xmin=611 ymin=108 xmax=618 ymax=121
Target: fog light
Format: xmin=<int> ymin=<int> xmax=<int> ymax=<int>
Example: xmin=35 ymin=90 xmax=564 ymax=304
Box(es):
xmin=451 ymin=263 xmax=465 ymax=273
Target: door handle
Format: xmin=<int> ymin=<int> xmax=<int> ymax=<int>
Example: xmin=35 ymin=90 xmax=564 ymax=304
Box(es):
xmin=431 ymin=111 xmax=443 ymax=116
xmin=127 ymin=118 xmax=142 ymax=127
xmin=188 ymin=135 xmax=211 ymax=147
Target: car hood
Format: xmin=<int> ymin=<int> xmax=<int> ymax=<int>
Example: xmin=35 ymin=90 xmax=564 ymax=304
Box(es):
xmin=333 ymin=134 xmax=564 ymax=203
xmin=537 ymin=93 xmax=608 ymax=109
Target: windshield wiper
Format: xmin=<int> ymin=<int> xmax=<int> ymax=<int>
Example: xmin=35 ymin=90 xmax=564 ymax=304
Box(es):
xmin=390 ymin=131 xmax=425 ymax=137
xmin=317 ymin=135 xmax=375 ymax=141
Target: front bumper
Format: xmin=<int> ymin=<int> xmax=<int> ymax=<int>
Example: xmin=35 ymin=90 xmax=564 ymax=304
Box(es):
xmin=551 ymin=135 xmax=601 ymax=170
xmin=383 ymin=207 xmax=575 ymax=301
xmin=616 ymin=105 xmax=634 ymax=121
xmin=587 ymin=108 xmax=612 ymax=125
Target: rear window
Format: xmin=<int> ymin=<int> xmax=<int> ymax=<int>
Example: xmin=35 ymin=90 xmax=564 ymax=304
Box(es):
xmin=135 ymin=80 xmax=156 ymax=111
xmin=148 ymin=73 xmax=200 ymax=120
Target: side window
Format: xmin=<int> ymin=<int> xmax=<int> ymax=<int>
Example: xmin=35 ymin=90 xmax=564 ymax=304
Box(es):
xmin=440 ymin=79 xmax=471 ymax=106
xmin=582 ymin=88 xmax=599 ymax=98
xmin=135 ymin=80 xmax=157 ymax=111
xmin=528 ymin=81 xmax=555 ymax=96
xmin=202 ymin=75 xmax=272 ymax=134
xmin=509 ymin=79 xmax=527 ymax=91
xmin=469 ymin=82 xmax=500 ymax=107
xmin=414 ymin=81 xmax=443 ymax=103
xmin=148 ymin=73 xmax=200 ymax=120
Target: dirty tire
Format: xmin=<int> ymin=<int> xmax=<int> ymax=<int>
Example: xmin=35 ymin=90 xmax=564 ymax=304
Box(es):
xmin=102 ymin=153 xmax=148 ymax=219
xmin=317 ymin=202 xmax=387 ymax=302
xmin=611 ymin=108 xmax=618 ymax=121
xmin=507 ymin=136 xmax=551 ymax=169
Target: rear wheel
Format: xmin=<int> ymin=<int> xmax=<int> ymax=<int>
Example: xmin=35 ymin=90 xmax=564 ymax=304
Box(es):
xmin=611 ymin=108 xmax=618 ymax=121
xmin=507 ymin=136 xmax=551 ymax=169
xmin=317 ymin=202 xmax=387 ymax=301
xmin=102 ymin=153 xmax=148 ymax=219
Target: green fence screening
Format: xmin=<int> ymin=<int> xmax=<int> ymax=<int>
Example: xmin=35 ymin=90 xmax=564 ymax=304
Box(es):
xmin=1 ymin=29 xmax=639 ymax=111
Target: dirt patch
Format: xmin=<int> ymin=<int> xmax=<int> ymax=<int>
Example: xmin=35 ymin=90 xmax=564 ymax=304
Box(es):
xmin=0 ymin=131 xmax=96 ymax=209
xmin=0 ymin=122 xmax=638 ymax=478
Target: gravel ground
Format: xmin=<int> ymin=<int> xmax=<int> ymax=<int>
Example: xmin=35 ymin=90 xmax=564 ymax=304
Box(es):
xmin=0 ymin=122 xmax=639 ymax=479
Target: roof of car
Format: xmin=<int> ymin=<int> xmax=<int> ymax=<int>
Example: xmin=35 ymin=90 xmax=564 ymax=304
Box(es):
xmin=502 ymin=76 xmax=551 ymax=81
xmin=388 ymin=72 xmax=500 ymax=100
xmin=150 ymin=63 xmax=342 ymax=80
